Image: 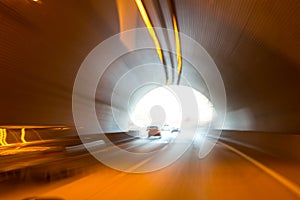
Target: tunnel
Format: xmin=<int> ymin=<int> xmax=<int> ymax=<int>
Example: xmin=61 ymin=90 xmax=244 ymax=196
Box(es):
xmin=0 ymin=0 xmax=300 ymax=199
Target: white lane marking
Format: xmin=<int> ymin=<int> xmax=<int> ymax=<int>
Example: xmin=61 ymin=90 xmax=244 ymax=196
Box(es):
xmin=220 ymin=141 xmax=300 ymax=198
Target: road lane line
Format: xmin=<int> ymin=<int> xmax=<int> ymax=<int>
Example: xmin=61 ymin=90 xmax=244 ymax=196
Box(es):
xmin=219 ymin=141 xmax=300 ymax=198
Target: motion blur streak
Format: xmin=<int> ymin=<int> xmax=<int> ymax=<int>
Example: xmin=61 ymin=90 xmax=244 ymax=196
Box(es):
xmin=2 ymin=129 xmax=8 ymax=145
xmin=0 ymin=130 xmax=299 ymax=200
xmin=172 ymin=14 xmax=182 ymax=76
xmin=21 ymin=128 xmax=27 ymax=143
xmin=0 ymin=128 xmax=7 ymax=145
xmin=220 ymin=142 xmax=300 ymax=198
xmin=7 ymin=138 xmax=295 ymax=200
xmin=0 ymin=0 xmax=300 ymax=199
xmin=135 ymin=0 xmax=163 ymax=62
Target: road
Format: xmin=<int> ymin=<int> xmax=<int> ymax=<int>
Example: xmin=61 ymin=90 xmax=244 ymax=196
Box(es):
xmin=1 ymin=133 xmax=300 ymax=200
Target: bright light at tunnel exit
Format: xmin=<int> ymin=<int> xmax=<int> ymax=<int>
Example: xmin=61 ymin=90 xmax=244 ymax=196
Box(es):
xmin=130 ymin=86 xmax=214 ymax=129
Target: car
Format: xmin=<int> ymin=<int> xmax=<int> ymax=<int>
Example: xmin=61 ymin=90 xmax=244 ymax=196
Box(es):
xmin=146 ymin=126 xmax=161 ymax=138
xmin=161 ymin=124 xmax=171 ymax=131
xmin=171 ymin=128 xmax=180 ymax=133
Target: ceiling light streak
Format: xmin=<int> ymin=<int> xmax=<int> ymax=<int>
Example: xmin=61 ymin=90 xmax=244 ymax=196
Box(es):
xmin=2 ymin=129 xmax=8 ymax=145
xmin=135 ymin=0 xmax=163 ymax=62
xmin=151 ymin=0 xmax=175 ymax=84
xmin=172 ymin=15 xmax=182 ymax=76
xmin=167 ymin=0 xmax=182 ymax=84
xmin=21 ymin=128 xmax=27 ymax=143
xmin=0 ymin=128 xmax=4 ymax=146
xmin=0 ymin=128 xmax=8 ymax=146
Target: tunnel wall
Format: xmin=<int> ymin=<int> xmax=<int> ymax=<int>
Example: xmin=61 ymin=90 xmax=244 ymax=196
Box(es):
xmin=219 ymin=130 xmax=300 ymax=161
xmin=104 ymin=130 xmax=139 ymax=144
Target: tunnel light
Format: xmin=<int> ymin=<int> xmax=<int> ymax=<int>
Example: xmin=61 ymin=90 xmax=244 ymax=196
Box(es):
xmin=2 ymin=129 xmax=8 ymax=145
xmin=32 ymin=0 xmax=42 ymax=4
xmin=172 ymin=15 xmax=182 ymax=75
xmin=0 ymin=129 xmax=3 ymax=145
xmin=130 ymin=86 xmax=214 ymax=130
xmin=0 ymin=128 xmax=8 ymax=146
xmin=21 ymin=128 xmax=27 ymax=143
xmin=130 ymin=86 xmax=181 ymax=128
xmin=135 ymin=0 xmax=163 ymax=62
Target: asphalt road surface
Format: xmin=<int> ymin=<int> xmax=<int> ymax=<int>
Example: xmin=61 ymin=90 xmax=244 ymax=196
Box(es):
xmin=1 ymin=133 xmax=300 ymax=200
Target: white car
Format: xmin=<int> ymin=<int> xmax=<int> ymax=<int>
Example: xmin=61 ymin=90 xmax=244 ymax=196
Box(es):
xmin=161 ymin=124 xmax=171 ymax=131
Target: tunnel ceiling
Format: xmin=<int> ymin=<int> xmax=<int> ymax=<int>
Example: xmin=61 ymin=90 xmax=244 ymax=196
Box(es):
xmin=0 ymin=0 xmax=299 ymax=132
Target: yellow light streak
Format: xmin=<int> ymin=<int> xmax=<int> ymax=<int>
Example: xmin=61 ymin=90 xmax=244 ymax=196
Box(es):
xmin=0 ymin=128 xmax=4 ymax=146
xmin=2 ymin=129 xmax=8 ymax=145
xmin=172 ymin=15 xmax=182 ymax=75
xmin=21 ymin=128 xmax=27 ymax=143
xmin=0 ymin=128 xmax=8 ymax=146
xmin=135 ymin=0 xmax=163 ymax=62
